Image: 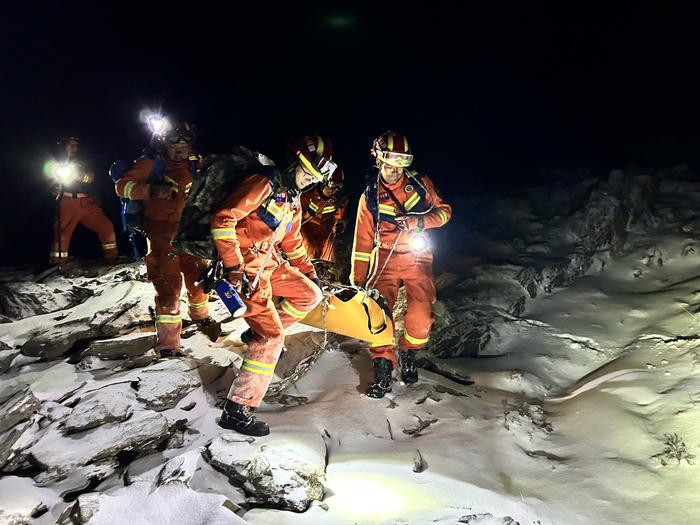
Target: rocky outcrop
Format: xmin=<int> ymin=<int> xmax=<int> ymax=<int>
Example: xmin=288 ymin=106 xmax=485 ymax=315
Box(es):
xmin=82 ymin=333 xmax=156 ymax=360
xmin=0 ymin=282 xmax=94 ymax=320
xmin=428 ymin=170 xmax=658 ymax=358
xmin=206 ymin=434 xmax=325 ymax=512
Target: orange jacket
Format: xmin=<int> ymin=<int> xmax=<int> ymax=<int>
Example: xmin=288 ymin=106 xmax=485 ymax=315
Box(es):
xmin=115 ymin=156 xmax=193 ymax=223
xmin=301 ymin=188 xmax=348 ymax=227
xmin=350 ymin=170 xmax=451 ymax=285
xmin=210 ymin=174 xmax=316 ymax=277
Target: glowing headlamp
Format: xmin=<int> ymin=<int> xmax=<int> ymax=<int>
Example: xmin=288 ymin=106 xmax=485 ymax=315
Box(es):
xmin=146 ymin=114 xmax=170 ymax=136
xmin=409 ymin=232 xmax=428 ymax=252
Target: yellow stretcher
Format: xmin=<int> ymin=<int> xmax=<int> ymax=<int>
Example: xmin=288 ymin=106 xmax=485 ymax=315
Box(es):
xmin=301 ymin=285 xmax=395 ymax=346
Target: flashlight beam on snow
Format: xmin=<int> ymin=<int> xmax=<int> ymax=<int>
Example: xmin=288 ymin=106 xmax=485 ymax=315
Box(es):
xmin=326 ymin=475 xmax=404 ymax=519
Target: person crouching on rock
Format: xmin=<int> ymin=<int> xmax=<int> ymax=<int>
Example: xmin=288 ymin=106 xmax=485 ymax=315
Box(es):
xmin=213 ymin=136 xmax=336 ymax=435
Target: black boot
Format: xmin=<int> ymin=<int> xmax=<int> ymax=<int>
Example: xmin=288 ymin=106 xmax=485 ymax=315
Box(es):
xmin=196 ymin=316 xmax=222 ymax=342
xmin=240 ymin=327 xmax=257 ymax=344
xmin=399 ymin=350 xmax=418 ymax=384
xmin=159 ymin=348 xmax=185 ymax=358
xmin=365 ymin=358 xmax=394 ymax=398
xmin=218 ymin=400 xmax=270 ymax=436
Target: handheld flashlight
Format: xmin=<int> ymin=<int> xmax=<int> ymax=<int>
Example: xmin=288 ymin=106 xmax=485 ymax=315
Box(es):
xmin=55 ymin=163 xmax=75 ymax=183
xmin=409 ymin=233 xmax=428 ymax=253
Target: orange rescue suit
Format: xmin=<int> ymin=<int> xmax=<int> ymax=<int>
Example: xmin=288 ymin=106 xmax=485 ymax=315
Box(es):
xmin=300 ymin=187 xmax=348 ymax=262
xmin=49 ymin=160 xmax=117 ymax=264
xmin=115 ymin=156 xmax=209 ymax=351
xmin=211 ymin=173 xmax=322 ymax=408
xmin=350 ymin=170 xmax=451 ymax=365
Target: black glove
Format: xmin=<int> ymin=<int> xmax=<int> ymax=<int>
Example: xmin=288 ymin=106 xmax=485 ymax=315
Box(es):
xmin=225 ymin=265 xmax=251 ymax=297
xmin=333 ymin=220 xmax=346 ymax=234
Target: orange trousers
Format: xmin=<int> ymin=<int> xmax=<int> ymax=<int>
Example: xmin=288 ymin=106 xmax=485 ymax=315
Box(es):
xmin=228 ymin=253 xmax=323 ymax=407
xmin=368 ymin=249 xmax=436 ymax=366
xmin=145 ymin=220 xmax=210 ymax=351
xmin=301 ymin=222 xmax=336 ymax=262
xmin=50 ymin=195 xmax=117 ymax=264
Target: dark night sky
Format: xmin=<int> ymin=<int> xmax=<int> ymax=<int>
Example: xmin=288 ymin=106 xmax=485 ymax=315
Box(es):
xmin=2 ymin=1 xmax=700 ymax=263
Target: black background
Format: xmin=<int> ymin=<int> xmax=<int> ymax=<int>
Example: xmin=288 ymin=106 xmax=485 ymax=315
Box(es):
xmin=3 ymin=1 xmax=700 ymax=264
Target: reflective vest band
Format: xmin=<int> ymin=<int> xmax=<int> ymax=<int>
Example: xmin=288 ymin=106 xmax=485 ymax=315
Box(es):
xmin=321 ymin=206 xmax=336 ymax=214
xmin=101 ymin=243 xmax=117 ymax=250
xmin=405 ymin=192 xmax=421 ymax=211
xmin=378 ymin=204 xmax=396 ymax=216
xmin=437 ymin=209 xmax=449 ymax=225
xmin=353 ymin=251 xmax=371 ymax=262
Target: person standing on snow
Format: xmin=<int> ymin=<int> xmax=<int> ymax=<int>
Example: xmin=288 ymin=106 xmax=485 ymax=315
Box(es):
xmin=47 ymin=136 xmax=118 ymax=265
xmin=115 ymin=123 xmax=219 ymax=357
xmin=212 ymin=136 xmax=336 ymax=436
xmin=350 ymin=131 xmax=452 ymax=398
xmin=300 ymin=159 xmax=348 ymax=280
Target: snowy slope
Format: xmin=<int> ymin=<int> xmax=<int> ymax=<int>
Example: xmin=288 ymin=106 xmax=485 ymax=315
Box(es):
xmin=1 ymin=168 xmax=699 ymax=525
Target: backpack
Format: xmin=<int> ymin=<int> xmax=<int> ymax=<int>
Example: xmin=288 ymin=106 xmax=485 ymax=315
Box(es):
xmin=172 ymin=146 xmax=280 ymax=260
xmin=109 ymin=153 xmax=195 ymax=259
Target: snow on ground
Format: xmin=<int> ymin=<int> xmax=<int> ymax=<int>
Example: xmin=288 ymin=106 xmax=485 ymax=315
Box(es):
xmin=1 ymin=172 xmax=700 ymax=525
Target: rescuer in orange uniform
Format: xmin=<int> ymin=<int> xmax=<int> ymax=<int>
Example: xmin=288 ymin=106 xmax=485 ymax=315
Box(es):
xmin=213 ymin=136 xmax=335 ymax=435
xmin=47 ymin=137 xmax=118 ymax=265
xmin=300 ymin=166 xmax=348 ymax=276
xmin=350 ymin=131 xmax=452 ymax=398
xmin=115 ymin=124 xmax=217 ymax=357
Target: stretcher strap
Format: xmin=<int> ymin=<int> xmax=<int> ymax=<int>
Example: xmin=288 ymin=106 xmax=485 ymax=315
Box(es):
xmin=361 ymin=299 xmax=388 ymax=335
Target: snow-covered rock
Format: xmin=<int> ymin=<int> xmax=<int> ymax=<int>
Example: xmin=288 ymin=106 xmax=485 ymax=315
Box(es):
xmin=58 ymin=483 xmax=245 ymax=525
xmin=0 ymin=420 xmax=32 ymax=470
xmin=0 ymin=348 xmax=20 ymax=374
xmin=127 ymin=359 xmax=201 ymax=411
xmin=82 ymin=333 xmax=156 ymax=360
xmin=0 ymin=281 xmax=94 ymax=320
xmin=30 ymin=411 xmax=170 ymax=481
xmin=0 ymin=387 xmax=41 ymax=434
xmin=206 ymin=434 xmax=325 ymax=512
xmin=62 ymin=385 xmax=135 ymax=433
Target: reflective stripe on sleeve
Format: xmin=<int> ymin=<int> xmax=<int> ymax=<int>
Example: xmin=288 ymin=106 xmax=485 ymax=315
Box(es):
xmin=124 ymin=181 xmax=137 ymax=199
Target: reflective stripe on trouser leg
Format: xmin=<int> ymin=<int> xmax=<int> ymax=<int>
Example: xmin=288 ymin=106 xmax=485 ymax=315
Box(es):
xmin=398 ymin=255 xmax=436 ymax=351
xmin=180 ymin=251 xmax=210 ymax=321
xmin=155 ymin=313 xmax=182 ymax=351
xmin=227 ymin=260 xmax=285 ymax=407
xmin=228 ymin=334 xmax=284 ymax=407
xmin=79 ymin=201 xmax=117 ymax=259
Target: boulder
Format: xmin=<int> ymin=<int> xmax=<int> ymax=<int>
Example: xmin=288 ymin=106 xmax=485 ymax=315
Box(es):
xmin=207 ymin=434 xmax=325 ymax=512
